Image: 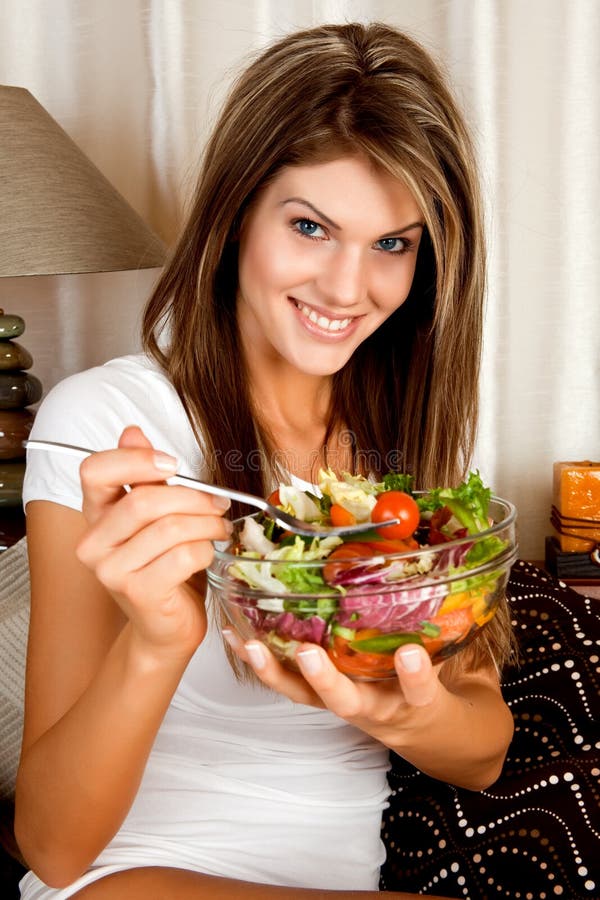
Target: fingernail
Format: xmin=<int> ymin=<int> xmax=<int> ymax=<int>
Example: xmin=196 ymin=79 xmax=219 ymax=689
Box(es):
xmin=297 ymin=648 xmax=322 ymax=676
xmin=222 ymin=627 xmax=241 ymax=650
xmin=153 ymin=452 xmax=178 ymax=472
xmin=397 ymin=646 xmax=423 ymax=673
xmin=223 ymin=519 xmax=234 ymax=534
xmin=212 ymin=495 xmax=231 ymax=511
xmin=245 ymin=641 xmax=267 ymax=670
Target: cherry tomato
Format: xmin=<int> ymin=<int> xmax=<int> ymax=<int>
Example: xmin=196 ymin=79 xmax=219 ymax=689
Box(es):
xmin=267 ymin=488 xmax=281 ymax=506
xmin=329 ymin=504 xmax=357 ymax=527
xmin=372 ymin=491 xmax=420 ymax=540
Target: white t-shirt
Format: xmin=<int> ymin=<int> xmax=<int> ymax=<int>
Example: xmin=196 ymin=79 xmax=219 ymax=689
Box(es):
xmin=20 ymin=354 xmax=391 ymax=898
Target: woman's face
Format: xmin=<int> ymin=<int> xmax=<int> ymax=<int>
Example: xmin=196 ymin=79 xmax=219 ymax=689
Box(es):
xmin=236 ymin=155 xmax=424 ymax=378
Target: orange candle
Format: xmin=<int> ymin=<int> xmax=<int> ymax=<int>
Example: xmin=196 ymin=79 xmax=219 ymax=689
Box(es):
xmin=553 ymin=461 xmax=600 ymax=552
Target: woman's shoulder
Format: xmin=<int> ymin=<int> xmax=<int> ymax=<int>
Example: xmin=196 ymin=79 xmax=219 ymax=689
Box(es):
xmin=32 ymin=354 xmax=185 ymax=441
xmin=40 ymin=353 xmax=176 ymax=409
xmin=24 ymin=354 xmax=204 ymax=511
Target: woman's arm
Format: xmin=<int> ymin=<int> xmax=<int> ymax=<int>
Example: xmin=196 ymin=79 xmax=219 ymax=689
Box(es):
xmin=226 ymin=634 xmax=514 ymax=792
xmin=15 ymin=429 xmax=232 ymax=888
xmin=389 ymin=654 xmax=514 ymax=789
xmin=70 ymin=865 xmax=453 ymax=899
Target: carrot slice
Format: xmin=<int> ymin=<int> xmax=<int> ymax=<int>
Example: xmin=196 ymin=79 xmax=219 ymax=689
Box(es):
xmin=329 ymin=504 xmax=357 ymax=527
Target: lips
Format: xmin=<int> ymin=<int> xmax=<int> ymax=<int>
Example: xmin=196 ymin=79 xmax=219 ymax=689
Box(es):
xmin=292 ymin=299 xmax=358 ymax=336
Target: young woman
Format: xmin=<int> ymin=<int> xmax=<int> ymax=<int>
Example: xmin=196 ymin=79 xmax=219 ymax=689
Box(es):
xmin=15 ymin=22 xmax=515 ymax=899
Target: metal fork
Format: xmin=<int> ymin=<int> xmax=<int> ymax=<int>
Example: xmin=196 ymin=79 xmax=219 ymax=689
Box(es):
xmin=25 ymin=439 xmax=399 ymax=537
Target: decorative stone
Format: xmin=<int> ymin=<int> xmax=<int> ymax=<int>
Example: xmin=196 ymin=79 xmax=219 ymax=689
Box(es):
xmin=0 ymin=460 xmax=26 ymax=506
xmin=0 ymin=409 xmax=35 ymax=459
xmin=0 ymin=508 xmax=26 ymax=550
xmin=0 ymin=372 xmax=43 ymax=409
xmin=0 ymin=341 xmax=33 ymax=371
xmin=0 ymin=312 xmax=25 ymax=340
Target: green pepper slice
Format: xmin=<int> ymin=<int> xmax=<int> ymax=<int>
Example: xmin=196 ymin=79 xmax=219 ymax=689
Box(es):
xmin=349 ymin=632 xmax=424 ymax=655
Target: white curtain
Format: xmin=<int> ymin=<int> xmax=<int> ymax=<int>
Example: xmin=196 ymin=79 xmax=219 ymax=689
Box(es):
xmin=0 ymin=0 xmax=598 ymax=559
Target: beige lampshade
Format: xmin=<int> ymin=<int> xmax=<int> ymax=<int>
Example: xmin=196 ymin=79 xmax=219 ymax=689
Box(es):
xmin=0 ymin=85 xmax=166 ymax=277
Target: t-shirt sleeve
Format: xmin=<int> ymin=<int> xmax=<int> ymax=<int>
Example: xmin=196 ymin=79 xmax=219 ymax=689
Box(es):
xmin=23 ymin=357 xmax=206 ymax=514
xmin=23 ymin=365 xmax=149 ymax=512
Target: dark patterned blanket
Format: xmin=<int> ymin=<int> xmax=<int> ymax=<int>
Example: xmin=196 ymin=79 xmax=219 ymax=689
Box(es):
xmin=381 ymin=560 xmax=600 ymax=899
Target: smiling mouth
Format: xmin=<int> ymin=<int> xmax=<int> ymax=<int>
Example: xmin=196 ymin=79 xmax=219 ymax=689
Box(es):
xmin=293 ymin=300 xmax=355 ymax=333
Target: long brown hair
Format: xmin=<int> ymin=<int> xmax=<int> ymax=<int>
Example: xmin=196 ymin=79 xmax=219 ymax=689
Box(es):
xmin=143 ymin=24 xmax=511 ymax=670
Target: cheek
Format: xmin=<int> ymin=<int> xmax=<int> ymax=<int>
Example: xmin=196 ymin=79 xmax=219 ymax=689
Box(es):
xmin=375 ymin=261 xmax=418 ymax=314
xmin=239 ymin=235 xmax=301 ymax=296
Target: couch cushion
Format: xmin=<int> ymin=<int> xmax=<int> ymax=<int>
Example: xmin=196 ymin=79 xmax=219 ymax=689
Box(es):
xmin=380 ymin=560 xmax=600 ymax=899
xmin=0 ymin=537 xmax=29 ymax=802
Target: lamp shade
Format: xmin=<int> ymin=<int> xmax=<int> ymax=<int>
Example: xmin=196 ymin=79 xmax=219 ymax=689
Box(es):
xmin=0 ymin=85 xmax=166 ymax=277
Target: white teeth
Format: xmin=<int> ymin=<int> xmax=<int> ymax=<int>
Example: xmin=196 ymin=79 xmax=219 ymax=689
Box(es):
xmin=296 ymin=302 xmax=353 ymax=333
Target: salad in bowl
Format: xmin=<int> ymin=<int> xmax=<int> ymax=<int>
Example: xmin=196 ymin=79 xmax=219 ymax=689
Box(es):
xmin=207 ymin=470 xmax=518 ymax=680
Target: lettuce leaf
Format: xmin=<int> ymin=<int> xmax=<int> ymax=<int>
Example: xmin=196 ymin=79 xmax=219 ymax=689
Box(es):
xmin=436 ymin=471 xmax=492 ymax=534
xmin=230 ymin=534 xmax=342 ymax=594
xmin=381 ymin=472 xmax=415 ymax=494
xmin=317 ymin=468 xmax=378 ymax=521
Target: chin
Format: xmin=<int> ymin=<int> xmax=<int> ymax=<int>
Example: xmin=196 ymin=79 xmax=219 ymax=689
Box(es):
xmin=291 ymin=352 xmax=353 ymax=377
xmin=286 ymin=336 xmax=363 ymax=377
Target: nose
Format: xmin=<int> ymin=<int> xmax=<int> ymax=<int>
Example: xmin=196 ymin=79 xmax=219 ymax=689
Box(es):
xmin=316 ymin=246 xmax=367 ymax=309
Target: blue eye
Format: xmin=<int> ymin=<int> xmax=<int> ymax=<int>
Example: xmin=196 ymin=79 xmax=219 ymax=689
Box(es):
xmin=376 ymin=237 xmax=407 ymax=253
xmin=293 ymin=219 xmax=325 ymax=238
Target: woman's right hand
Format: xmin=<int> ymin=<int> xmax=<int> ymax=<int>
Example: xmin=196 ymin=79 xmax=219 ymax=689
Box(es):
xmin=75 ymin=425 xmax=233 ymax=661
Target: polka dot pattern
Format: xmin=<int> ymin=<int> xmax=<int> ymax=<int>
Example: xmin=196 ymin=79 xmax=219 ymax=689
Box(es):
xmin=380 ymin=561 xmax=600 ymax=898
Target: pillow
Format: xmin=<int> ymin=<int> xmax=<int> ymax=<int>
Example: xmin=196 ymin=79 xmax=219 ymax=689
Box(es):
xmin=380 ymin=561 xmax=600 ymax=899
xmin=0 ymin=537 xmax=30 ymax=801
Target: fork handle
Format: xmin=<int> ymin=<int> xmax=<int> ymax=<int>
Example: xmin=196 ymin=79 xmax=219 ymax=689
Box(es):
xmin=25 ymin=439 xmax=268 ymax=513
xmin=168 ymin=473 xmax=268 ymax=512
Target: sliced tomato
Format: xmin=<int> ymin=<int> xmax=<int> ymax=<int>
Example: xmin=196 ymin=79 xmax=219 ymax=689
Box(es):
xmin=364 ymin=537 xmax=419 ymax=554
xmin=421 ymin=606 xmax=476 ymax=656
xmin=323 ymin=541 xmax=377 ymax=583
xmin=329 ymin=504 xmax=357 ymax=527
xmin=327 ymin=634 xmax=397 ymax=678
xmin=267 ymin=488 xmax=281 ymax=507
xmin=372 ymin=491 xmax=420 ymax=540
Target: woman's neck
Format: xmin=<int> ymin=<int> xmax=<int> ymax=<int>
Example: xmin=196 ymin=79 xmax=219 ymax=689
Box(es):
xmin=245 ymin=357 xmax=351 ymax=483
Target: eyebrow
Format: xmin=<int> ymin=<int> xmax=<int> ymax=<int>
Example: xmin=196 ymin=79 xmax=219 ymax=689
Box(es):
xmin=280 ymin=197 xmax=425 ymax=236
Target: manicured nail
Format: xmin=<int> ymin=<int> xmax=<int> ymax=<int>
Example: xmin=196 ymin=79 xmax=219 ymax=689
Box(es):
xmin=297 ymin=648 xmax=322 ymax=676
xmin=212 ymin=495 xmax=231 ymax=511
xmin=245 ymin=641 xmax=267 ymax=670
xmin=153 ymin=452 xmax=178 ymax=472
xmin=223 ymin=519 xmax=234 ymax=534
xmin=222 ymin=628 xmax=241 ymax=650
xmin=397 ymin=646 xmax=423 ymax=673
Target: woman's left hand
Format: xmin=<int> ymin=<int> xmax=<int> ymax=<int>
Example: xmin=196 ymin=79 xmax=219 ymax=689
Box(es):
xmin=222 ymin=630 xmax=442 ymax=748
xmin=223 ymin=628 xmax=514 ymax=791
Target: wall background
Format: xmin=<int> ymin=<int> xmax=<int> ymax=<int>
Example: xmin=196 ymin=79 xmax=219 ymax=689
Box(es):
xmin=1 ymin=0 xmax=598 ymax=558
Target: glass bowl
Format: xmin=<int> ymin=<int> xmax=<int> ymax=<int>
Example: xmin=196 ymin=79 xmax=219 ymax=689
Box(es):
xmin=207 ymin=496 xmax=518 ymax=680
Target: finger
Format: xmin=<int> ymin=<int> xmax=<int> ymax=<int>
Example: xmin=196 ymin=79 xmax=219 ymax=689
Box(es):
xmin=99 ymin=546 xmax=212 ymax=656
xmin=221 ymin=630 xmax=325 ymax=707
xmin=80 ymin=445 xmax=179 ymax=522
xmin=117 ymin=425 xmax=154 ymax=450
xmin=92 ymin=512 xmax=233 ymax=596
xmin=294 ymin=644 xmax=369 ymax=720
xmin=78 ymin=485 xmax=231 ymax=568
xmin=104 ymin=538 xmax=218 ymax=611
xmin=394 ymin=643 xmax=440 ymax=707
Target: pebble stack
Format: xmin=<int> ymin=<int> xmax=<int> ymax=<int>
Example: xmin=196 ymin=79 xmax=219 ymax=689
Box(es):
xmin=0 ymin=309 xmax=42 ymax=509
